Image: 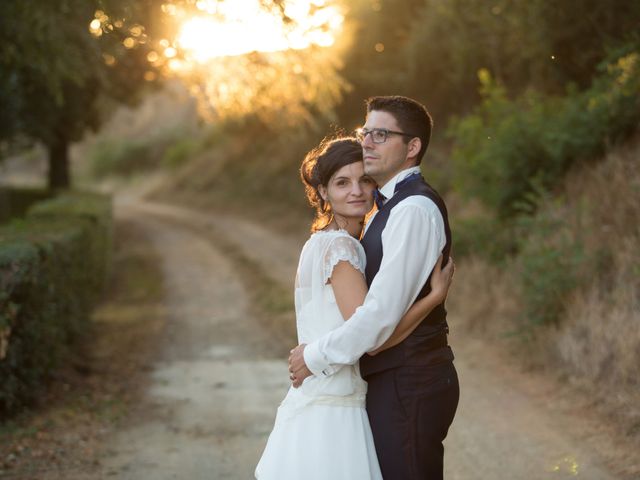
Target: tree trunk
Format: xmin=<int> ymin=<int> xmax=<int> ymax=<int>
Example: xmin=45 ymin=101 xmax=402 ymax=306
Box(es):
xmin=47 ymin=136 xmax=70 ymax=189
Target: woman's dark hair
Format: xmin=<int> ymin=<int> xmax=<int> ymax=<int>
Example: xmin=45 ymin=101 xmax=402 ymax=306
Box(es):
xmin=300 ymin=136 xmax=363 ymax=232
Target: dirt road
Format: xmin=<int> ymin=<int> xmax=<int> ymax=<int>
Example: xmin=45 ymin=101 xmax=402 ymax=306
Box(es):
xmin=96 ymin=199 xmax=623 ymax=480
xmin=95 ymin=200 xmax=294 ymax=479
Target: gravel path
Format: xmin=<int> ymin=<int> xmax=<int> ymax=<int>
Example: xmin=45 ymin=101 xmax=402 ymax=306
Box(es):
xmin=98 ymin=201 xmax=293 ymax=479
xmin=445 ymin=337 xmax=618 ymax=479
xmin=95 ymin=199 xmax=622 ymax=480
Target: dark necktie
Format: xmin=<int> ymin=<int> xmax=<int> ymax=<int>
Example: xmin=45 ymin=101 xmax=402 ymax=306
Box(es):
xmin=373 ymin=188 xmax=386 ymax=210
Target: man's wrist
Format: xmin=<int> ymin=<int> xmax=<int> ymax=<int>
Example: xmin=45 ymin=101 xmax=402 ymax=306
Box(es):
xmin=303 ymin=342 xmax=335 ymax=377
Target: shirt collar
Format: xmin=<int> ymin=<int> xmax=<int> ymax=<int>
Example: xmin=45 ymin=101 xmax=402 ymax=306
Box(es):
xmin=378 ymin=166 xmax=421 ymax=200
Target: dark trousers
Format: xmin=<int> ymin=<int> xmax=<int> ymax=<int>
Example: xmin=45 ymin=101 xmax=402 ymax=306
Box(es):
xmin=366 ymin=361 xmax=459 ymax=480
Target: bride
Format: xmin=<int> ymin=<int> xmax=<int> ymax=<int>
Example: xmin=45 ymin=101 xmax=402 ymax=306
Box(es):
xmin=255 ymin=137 xmax=454 ymax=479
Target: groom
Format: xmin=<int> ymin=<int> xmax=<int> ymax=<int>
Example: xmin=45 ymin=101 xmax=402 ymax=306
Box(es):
xmin=289 ymin=95 xmax=459 ymax=479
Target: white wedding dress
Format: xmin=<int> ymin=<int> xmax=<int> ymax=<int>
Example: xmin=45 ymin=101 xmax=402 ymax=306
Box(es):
xmin=255 ymin=230 xmax=382 ymax=480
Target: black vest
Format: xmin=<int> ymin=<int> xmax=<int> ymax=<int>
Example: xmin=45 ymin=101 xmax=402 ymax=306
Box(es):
xmin=359 ymin=175 xmax=453 ymax=378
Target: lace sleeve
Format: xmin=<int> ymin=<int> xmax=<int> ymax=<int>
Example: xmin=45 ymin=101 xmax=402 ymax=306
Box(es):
xmin=322 ymin=234 xmax=366 ymax=283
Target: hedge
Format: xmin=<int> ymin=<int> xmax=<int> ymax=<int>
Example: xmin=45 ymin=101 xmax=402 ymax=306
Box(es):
xmin=0 ymin=191 xmax=112 ymax=414
xmin=0 ymin=187 xmax=53 ymax=224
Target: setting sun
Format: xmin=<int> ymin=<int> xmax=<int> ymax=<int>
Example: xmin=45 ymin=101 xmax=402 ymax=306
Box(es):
xmin=175 ymin=0 xmax=343 ymax=62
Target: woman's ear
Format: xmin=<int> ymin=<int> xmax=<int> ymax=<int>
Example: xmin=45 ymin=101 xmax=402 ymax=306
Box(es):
xmin=318 ymin=184 xmax=328 ymax=202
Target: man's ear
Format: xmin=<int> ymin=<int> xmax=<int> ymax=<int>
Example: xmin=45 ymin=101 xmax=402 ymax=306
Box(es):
xmin=408 ymin=137 xmax=422 ymax=161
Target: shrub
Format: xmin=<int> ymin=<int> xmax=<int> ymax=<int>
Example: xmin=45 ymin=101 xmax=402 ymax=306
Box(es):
xmin=0 ymin=191 xmax=112 ymax=414
xmin=450 ymin=47 xmax=640 ymax=218
xmin=89 ymin=128 xmax=210 ymax=178
xmin=28 ymin=192 xmax=113 ymax=287
xmin=89 ymin=139 xmax=157 ymax=178
xmin=161 ymin=138 xmax=204 ymax=169
xmin=517 ymin=229 xmax=588 ymax=329
xmin=451 ymin=215 xmax=518 ymax=264
xmin=0 ymin=187 xmax=52 ymax=224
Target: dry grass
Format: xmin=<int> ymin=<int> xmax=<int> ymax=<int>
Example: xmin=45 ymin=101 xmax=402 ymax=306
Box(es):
xmin=451 ymin=138 xmax=640 ymax=461
xmin=446 ymin=256 xmax=521 ymax=339
xmin=557 ymin=251 xmax=639 ymax=387
xmin=551 ymin=139 xmax=640 ymax=385
xmin=548 ymin=141 xmax=640 ymax=443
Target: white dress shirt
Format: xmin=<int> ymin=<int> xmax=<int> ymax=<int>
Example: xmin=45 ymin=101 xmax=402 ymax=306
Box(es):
xmin=303 ymin=166 xmax=446 ymax=377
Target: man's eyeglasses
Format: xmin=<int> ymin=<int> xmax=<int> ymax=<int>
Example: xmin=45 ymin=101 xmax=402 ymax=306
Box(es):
xmin=355 ymin=128 xmax=418 ymax=144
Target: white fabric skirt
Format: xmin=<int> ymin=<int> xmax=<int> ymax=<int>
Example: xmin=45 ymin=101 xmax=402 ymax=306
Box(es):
xmin=255 ymin=386 xmax=382 ymax=480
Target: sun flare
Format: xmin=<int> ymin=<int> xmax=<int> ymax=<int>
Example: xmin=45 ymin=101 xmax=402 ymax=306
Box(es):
xmin=175 ymin=0 xmax=343 ymax=62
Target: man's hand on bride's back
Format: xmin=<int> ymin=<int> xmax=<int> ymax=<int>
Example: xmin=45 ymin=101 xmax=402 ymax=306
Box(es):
xmin=288 ymin=344 xmax=312 ymax=388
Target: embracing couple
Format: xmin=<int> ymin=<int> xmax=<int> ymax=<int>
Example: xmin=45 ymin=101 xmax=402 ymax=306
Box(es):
xmin=256 ymin=95 xmax=459 ymax=480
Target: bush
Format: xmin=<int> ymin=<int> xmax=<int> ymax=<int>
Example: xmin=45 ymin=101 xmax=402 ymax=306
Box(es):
xmin=451 ymin=215 xmax=518 ymax=264
xmin=516 ymin=217 xmax=589 ymax=329
xmin=161 ymin=138 xmax=204 ymax=169
xmin=450 ymin=47 xmax=640 ymax=218
xmin=28 ymin=192 xmax=113 ymax=287
xmin=0 ymin=191 xmax=112 ymax=414
xmin=0 ymin=187 xmax=52 ymax=225
xmin=89 ymin=139 xmax=158 ymax=178
xmin=89 ymin=128 xmax=214 ymax=177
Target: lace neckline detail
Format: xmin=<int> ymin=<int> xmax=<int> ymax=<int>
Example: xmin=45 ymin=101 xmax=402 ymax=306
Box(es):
xmin=313 ymin=228 xmax=356 ymax=239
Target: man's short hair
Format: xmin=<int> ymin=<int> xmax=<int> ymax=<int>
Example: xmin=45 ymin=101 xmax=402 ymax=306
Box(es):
xmin=366 ymin=95 xmax=433 ymax=164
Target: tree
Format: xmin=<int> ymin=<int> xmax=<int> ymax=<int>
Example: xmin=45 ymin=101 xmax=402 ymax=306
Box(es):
xmin=334 ymin=0 xmax=427 ymax=128
xmin=0 ymin=0 xmax=162 ymax=189
xmin=402 ymin=0 xmax=640 ymax=121
xmin=0 ymin=0 xmax=350 ymax=188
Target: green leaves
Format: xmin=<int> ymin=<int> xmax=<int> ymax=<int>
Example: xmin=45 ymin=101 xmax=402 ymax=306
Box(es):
xmin=0 ymin=0 xmax=163 ymax=186
xmin=0 ymin=191 xmax=112 ymax=414
xmin=515 ymin=202 xmax=590 ymax=328
xmin=449 ymin=45 xmax=640 ymax=218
